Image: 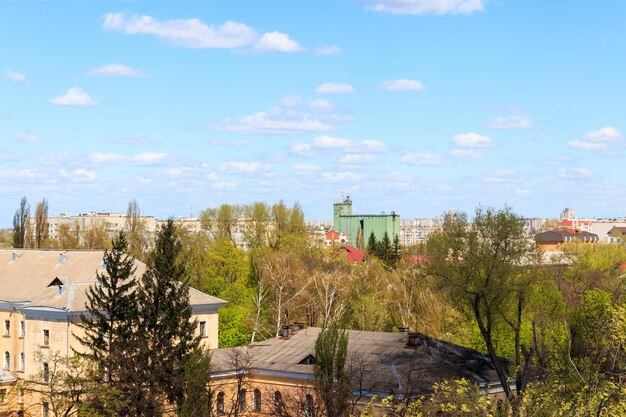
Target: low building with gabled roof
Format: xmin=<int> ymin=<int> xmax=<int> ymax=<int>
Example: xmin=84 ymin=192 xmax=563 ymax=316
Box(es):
xmin=208 ymin=326 xmax=515 ymax=416
xmin=0 ymin=248 xmax=226 ymax=416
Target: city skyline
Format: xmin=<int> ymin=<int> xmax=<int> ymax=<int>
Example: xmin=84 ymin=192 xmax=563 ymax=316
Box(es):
xmin=2 ymin=1 xmax=626 ymax=224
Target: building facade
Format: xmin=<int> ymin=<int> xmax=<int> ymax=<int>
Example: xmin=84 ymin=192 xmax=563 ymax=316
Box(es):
xmin=0 ymin=249 xmax=225 ymax=416
xmin=332 ymin=197 xmax=400 ymax=247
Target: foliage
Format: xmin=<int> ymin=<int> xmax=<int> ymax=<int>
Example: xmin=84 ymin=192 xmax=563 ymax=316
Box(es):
xmin=12 ymin=196 xmax=29 ymax=248
xmin=314 ymin=325 xmax=350 ymax=417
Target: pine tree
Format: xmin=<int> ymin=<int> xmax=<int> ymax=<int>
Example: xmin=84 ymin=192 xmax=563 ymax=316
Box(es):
xmin=379 ymin=231 xmax=393 ymax=261
xmin=75 ymin=232 xmax=138 ymax=414
xmin=366 ymin=231 xmax=378 ymax=255
xmin=137 ymin=219 xmax=200 ymax=416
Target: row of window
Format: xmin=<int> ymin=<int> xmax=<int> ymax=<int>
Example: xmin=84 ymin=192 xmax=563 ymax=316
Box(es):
xmin=3 ymin=320 xmax=26 ymax=338
xmin=215 ymin=390 xmax=314 ymax=416
xmin=2 ymin=321 xmax=50 ymax=346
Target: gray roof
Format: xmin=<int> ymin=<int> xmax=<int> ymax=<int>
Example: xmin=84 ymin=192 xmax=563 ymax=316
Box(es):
xmin=211 ymin=327 xmax=505 ymax=396
xmin=0 ymin=249 xmax=226 ymax=312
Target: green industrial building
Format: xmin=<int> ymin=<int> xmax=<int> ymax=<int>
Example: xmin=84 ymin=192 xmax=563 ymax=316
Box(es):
xmin=332 ymin=197 xmax=400 ymax=248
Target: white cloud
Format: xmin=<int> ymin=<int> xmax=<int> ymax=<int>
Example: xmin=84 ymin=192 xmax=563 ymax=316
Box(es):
xmin=309 ymin=99 xmax=332 ymax=110
xmin=379 ymin=79 xmax=424 ymax=91
xmin=314 ymin=135 xmax=353 ymax=149
xmin=359 ymin=0 xmax=486 ymax=15
xmin=401 ymin=152 xmax=444 ymax=166
xmin=292 ymin=163 xmax=321 ymax=171
xmin=321 ymin=172 xmax=366 ymax=182
xmin=254 ymin=32 xmax=305 ymax=53
xmin=360 ymin=140 xmax=387 ymax=153
xmin=514 ymin=188 xmax=531 ymax=195
xmin=482 ymin=169 xmax=521 ymax=183
xmin=50 ymin=88 xmax=98 ymax=107
xmin=88 ymin=63 xmax=147 ymax=78
xmin=220 ymin=161 xmax=268 ymax=173
xmin=103 ymin=12 xmax=303 ymax=54
xmin=0 ymin=169 xmax=40 ymax=180
xmin=568 ymin=127 xmax=623 ymax=153
xmin=451 ymin=148 xmax=484 ymax=160
xmin=133 ymin=152 xmax=167 ymax=164
xmin=339 ymin=153 xmax=377 ymax=164
xmin=558 ymin=167 xmax=592 ymax=179
xmin=291 ymin=142 xmax=313 ymax=156
xmin=103 ymin=12 xmax=257 ymax=49
xmin=315 ymin=45 xmax=341 ymax=56
xmin=89 ymin=152 xmax=167 ymax=165
xmin=15 ymin=133 xmax=46 ymax=143
xmin=451 ymin=132 xmax=493 ymax=148
xmin=487 ymin=114 xmax=532 ymax=129
xmin=59 ymin=168 xmax=96 ymax=181
xmin=212 ymin=181 xmax=238 ymax=190
xmin=209 ymin=105 xmax=347 ymax=135
xmin=5 ymin=69 xmax=26 ymax=83
xmin=278 ymin=95 xmax=301 ymax=107
xmin=315 ymin=83 xmax=354 ymax=94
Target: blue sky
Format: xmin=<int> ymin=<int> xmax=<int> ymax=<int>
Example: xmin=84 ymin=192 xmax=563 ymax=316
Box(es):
xmin=2 ymin=0 xmax=626 ymax=224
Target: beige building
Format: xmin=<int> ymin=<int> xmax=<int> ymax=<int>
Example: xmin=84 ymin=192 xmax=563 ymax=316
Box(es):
xmin=0 ymin=249 xmax=225 ymax=416
xmin=209 ymin=326 xmax=511 ymax=417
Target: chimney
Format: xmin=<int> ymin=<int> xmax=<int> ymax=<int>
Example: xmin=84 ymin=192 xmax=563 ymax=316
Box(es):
xmin=406 ymin=332 xmax=421 ymax=349
xmin=281 ymin=324 xmax=293 ymax=338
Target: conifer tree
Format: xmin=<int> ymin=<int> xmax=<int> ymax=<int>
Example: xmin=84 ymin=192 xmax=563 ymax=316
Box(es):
xmin=76 ymin=232 xmax=138 ymax=413
xmin=137 ymin=219 xmax=200 ymax=416
xmin=366 ymin=231 xmax=378 ymax=255
xmin=379 ymin=231 xmax=393 ymax=261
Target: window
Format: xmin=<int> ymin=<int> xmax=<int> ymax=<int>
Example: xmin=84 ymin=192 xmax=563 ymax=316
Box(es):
xmin=274 ymin=391 xmax=283 ymax=415
xmin=253 ymin=389 xmax=261 ymax=412
xmin=20 ymin=352 xmax=24 ymax=371
xmin=4 ymin=352 xmax=9 ymax=370
xmin=305 ymin=394 xmax=314 ymax=417
xmin=42 ymin=402 xmax=49 ymax=417
xmin=43 ymin=362 xmax=49 ymax=383
xmin=0 ymin=389 xmax=7 ymax=404
xmin=43 ymin=329 xmax=49 ymax=347
xmin=216 ymin=392 xmax=225 ymax=415
xmin=238 ymin=389 xmax=247 ymax=412
xmin=199 ymin=321 xmax=207 ymax=337
xmin=4 ymin=320 xmax=9 ymax=336
xmin=19 ymin=321 xmax=25 ymax=337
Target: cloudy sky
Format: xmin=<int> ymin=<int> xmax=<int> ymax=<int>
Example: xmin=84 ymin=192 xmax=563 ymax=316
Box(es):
xmin=2 ymin=1 xmax=626 ymax=224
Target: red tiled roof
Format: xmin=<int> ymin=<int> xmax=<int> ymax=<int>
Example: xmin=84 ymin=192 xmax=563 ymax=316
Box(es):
xmin=344 ymin=244 xmax=365 ymax=263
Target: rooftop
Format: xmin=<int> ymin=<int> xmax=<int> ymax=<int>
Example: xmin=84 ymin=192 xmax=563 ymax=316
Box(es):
xmin=0 ymin=249 xmax=225 ymax=313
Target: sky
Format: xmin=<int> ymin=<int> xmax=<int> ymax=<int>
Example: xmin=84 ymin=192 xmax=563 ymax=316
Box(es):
xmin=2 ymin=0 xmax=626 ymax=225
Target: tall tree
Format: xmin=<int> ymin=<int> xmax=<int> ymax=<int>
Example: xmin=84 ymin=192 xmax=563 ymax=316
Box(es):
xmin=12 ymin=196 xmax=29 ymax=248
xmin=314 ymin=325 xmax=350 ymax=417
xmin=34 ymin=198 xmax=50 ymax=248
xmin=366 ymin=232 xmax=377 ymax=255
xmin=423 ymin=207 xmax=534 ymax=409
xmin=126 ymin=199 xmax=148 ymax=259
xmin=137 ymin=219 xmax=200 ymax=416
xmin=75 ymin=231 xmax=138 ymax=414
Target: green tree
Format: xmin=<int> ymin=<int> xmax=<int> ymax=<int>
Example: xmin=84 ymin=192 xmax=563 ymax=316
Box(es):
xmin=423 ymin=207 xmax=534 ymax=408
xmin=12 ymin=196 xmax=29 ymax=248
xmin=314 ymin=325 xmax=350 ymax=417
xmin=137 ymin=219 xmax=201 ymax=416
xmin=126 ymin=199 xmax=148 ymax=260
xmin=366 ymin=232 xmax=378 ymax=255
xmin=179 ymin=348 xmax=212 ymax=417
xmin=75 ymin=232 xmax=138 ymax=414
xmin=34 ymin=197 xmax=49 ymax=248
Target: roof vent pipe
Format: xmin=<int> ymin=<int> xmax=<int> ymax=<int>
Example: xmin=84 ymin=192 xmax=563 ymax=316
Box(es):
xmin=60 ymin=253 xmax=68 ymax=264
xmin=12 ymin=252 xmax=18 ymax=262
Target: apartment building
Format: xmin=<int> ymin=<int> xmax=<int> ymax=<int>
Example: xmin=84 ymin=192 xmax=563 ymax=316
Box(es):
xmin=0 ymin=249 xmax=225 ymax=415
